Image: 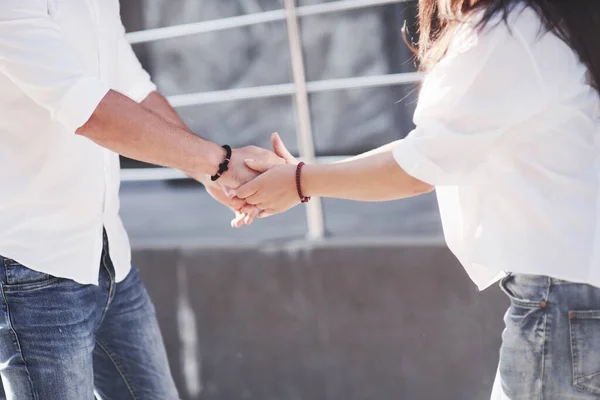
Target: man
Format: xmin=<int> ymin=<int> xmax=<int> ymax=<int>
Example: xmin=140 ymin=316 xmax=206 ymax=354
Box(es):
xmin=0 ymin=0 xmax=278 ymax=398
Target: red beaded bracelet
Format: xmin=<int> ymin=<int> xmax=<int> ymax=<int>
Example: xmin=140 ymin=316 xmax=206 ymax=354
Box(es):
xmin=296 ymin=162 xmax=311 ymax=203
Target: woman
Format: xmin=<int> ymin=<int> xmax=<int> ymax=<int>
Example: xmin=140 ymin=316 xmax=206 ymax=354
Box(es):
xmin=236 ymin=0 xmax=600 ymax=398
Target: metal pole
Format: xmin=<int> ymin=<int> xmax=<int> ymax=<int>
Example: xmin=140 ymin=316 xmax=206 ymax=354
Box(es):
xmin=284 ymin=0 xmax=325 ymax=240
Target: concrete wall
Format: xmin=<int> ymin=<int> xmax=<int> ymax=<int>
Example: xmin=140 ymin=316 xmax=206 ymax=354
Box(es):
xmin=135 ymin=242 xmax=508 ymax=400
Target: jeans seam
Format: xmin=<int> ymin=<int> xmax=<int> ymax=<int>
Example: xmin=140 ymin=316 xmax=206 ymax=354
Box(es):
xmin=0 ymin=286 xmax=37 ymax=399
xmin=539 ymin=279 xmax=552 ymax=400
xmin=570 ymin=312 xmax=583 ymax=391
xmin=95 ymin=338 xmax=138 ymax=400
xmin=96 ymin=256 xmax=116 ymax=331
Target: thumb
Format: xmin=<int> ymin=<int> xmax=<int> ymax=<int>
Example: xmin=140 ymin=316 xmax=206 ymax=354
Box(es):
xmin=244 ymin=159 xmax=270 ymax=173
xmin=271 ymin=132 xmax=297 ymax=164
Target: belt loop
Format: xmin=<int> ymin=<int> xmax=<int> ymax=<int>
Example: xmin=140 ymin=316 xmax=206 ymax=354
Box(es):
xmin=544 ymin=275 xmax=552 ymax=307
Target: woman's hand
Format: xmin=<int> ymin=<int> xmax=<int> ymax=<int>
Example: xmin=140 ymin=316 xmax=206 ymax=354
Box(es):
xmin=235 ymin=133 xmax=301 ymax=218
xmin=235 ymin=162 xmax=300 ymax=218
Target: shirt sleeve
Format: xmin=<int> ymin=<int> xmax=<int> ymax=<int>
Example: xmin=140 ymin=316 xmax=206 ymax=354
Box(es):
xmin=113 ymin=20 xmax=157 ymax=103
xmin=393 ymin=18 xmax=546 ymax=186
xmin=0 ymin=1 xmax=110 ymax=133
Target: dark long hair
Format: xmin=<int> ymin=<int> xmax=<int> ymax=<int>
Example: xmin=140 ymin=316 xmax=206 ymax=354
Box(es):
xmin=412 ymin=0 xmax=600 ymax=91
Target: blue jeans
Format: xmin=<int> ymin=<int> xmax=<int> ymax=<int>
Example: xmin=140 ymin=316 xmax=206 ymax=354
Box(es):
xmin=0 ymin=238 xmax=179 ymax=399
xmin=494 ymin=274 xmax=600 ymax=399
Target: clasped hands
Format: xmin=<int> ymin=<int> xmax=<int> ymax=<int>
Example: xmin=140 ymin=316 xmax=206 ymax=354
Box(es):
xmin=204 ymin=133 xmax=304 ymax=227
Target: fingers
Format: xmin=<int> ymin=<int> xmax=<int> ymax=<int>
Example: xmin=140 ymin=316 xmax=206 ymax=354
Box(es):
xmin=228 ymin=195 xmax=246 ymax=210
xmin=271 ymin=132 xmax=297 ymax=164
xmin=237 ymin=203 xmax=253 ymax=214
xmin=235 ymin=177 xmax=260 ymax=199
xmin=244 ymin=208 xmax=259 ymax=225
xmin=231 ymin=211 xmax=246 ymax=228
xmin=232 ymin=206 xmax=277 ymax=226
xmin=217 ymin=185 xmax=246 ymax=211
xmin=231 ymin=207 xmax=260 ymax=228
xmin=244 ymin=194 xmax=263 ymax=206
xmin=244 ymin=159 xmax=271 ymax=173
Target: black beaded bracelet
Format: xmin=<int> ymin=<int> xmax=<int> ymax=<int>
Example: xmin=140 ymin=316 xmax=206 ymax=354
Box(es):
xmin=210 ymin=145 xmax=232 ymax=182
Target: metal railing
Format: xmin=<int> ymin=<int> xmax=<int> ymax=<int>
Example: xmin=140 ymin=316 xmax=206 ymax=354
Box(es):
xmin=120 ymin=156 xmax=348 ymax=182
xmin=167 ymin=73 xmax=422 ymax=108
xmin=126 ymin=0 xmax=411 ymax=44
xmin=124 ymin=0 xmax=419 ymax=239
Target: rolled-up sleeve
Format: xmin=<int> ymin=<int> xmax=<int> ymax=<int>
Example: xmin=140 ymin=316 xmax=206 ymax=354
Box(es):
xmin=393 ymin=19 xmax=546 ymax=186
xmin=114 ymin=22 xmax=157 ymax=103
xmin=0 ymin=2 xmax=110 ymax=133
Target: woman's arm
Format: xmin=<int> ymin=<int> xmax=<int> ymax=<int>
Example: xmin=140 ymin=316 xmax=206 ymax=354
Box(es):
xmin=235 ymin=138 xmax=433 ymax=217
xmin=304 ymin=150 xmax=433 ymax=201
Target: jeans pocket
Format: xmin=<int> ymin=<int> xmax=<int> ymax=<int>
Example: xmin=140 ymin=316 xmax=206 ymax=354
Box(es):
xmin=498 ymin=275 xmax=550 ymax=398
xmin=570 ymin=310 xmax=600 ymax=395
xmin=500 ymin=275 xmax=548 ymax=310
xmin=2 ymin=259 xmax=60 ymax=292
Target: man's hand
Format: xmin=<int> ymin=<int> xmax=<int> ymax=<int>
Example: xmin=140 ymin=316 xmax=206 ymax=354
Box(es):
xmin=218 ymin=144 xmax=286 ymax=189
xmin=209 ymin=142 xmax=285 ymax=227
xmin=135 ymin=92 xmax=274 ymax=227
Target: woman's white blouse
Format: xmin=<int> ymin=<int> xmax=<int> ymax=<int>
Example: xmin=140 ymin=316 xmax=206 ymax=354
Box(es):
xmin=394 ymin=7 xmax=600 ymax=290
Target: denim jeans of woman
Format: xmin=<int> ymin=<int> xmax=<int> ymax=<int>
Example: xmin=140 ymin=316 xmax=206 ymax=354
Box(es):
xmin=0 ymin=234 xmax=179 ymax=399
xmin=492 ymin=274 xmax=600 ymax=399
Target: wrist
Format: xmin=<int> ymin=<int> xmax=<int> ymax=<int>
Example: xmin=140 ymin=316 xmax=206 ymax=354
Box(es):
xmin=196 ymin=174 xmax=212 ymax=186
xmin=209 ymin=145 xmax=232 ymax=182
xmin=188 ymin=139 xmax=225 ymax=178
xmin=218 ymin=147 xmax=240 ymax=184
xmin=300 ymin=164 xmax=317 ymax=198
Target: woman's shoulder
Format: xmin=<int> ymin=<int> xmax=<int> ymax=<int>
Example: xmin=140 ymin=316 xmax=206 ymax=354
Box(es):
xmin=449 ymin=4 xmax=559 ymax=60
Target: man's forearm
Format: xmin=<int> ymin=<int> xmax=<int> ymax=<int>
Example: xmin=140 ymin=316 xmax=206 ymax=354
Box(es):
xmin=77 ymin=90 xmax=222 ymax=180
xmin=139 ymin=91 xmax=210 ymax=184
xmin=140 ymin=91 xmax=187 ymax=130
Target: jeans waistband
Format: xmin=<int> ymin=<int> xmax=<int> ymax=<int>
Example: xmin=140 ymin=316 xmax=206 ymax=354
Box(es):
xmin=506 ymin=273 xmax=578 ymax=286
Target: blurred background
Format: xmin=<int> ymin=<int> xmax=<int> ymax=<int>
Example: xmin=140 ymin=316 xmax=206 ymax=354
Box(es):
xmin=118 ymin=0 xmax=444 ymax=244
xmin=114 ymin=1 xmax=506 ymax=399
